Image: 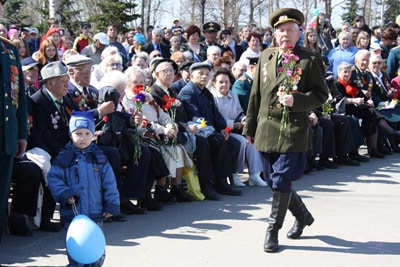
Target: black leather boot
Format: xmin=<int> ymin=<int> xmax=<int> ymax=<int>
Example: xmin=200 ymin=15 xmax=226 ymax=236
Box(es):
xmin=287 ymin=190 xmax=314 ymax=239
xmin=264 ymin=191 xmax=291 ymax=253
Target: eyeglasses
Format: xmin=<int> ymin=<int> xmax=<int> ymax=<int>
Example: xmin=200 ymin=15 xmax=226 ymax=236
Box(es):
xmin=108 ymin=63 xmax=122 ymax=68
xmin=158 ymin=69 xmax=175 ymax=75
xmin=372 ymin=61 xmax=382 ymax=65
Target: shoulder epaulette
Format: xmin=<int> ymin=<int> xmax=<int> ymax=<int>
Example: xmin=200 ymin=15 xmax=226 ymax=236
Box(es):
xmin=0 ymin=36 xmax=16 ymax=46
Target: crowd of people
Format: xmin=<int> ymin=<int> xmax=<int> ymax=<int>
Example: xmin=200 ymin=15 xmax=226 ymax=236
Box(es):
xmin=1 ymin=10 xmax=400 ymax=257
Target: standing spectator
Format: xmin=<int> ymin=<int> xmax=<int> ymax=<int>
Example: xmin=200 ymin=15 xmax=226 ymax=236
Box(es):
xmin=262 ymin=27 xmax=274 ymax=48
xmin=353 ymin=15 xmax=372 ymax=35
xmin=162 ymin=27 xmax=172 ymax=47
xmin=355 ymin=31 xmax=370 ymax=50
xmin=28 ymin=27 xmax=40 ymax=54
xmin=328 ymin=30 xmax=359 ymax=78
xmin=12 ymin=38 xmax=30 ymax=59
xmin=239 ymin=32 xmax=263 ymax=64
xmin=107 ymin=24 xmax=129 ymax=67
xmin=314 ymin=13 xmax=334 ymax=56
xmin=387 ymin=43 xmax=400 ymax=80
xmin=243 ymin=8 xmax=328 ymax=252
xmin=180 ymin=25 xmax=208 ymax=62
xmin=0 ymin=35 xmax=28 ymax=242
xmin=61 ymin=36 xmax=73 ymax=54
xmin=122 ymin=31 xmax=135 ymax=55
xmin=169 ymin=35 xmax=182 ymax=54
xmin=371 ymin=25 xmax=382 ymax=44
xmin=303 ymin=27 xmax=321 ymax=53
xmin=350 ymin=27 xmax=360 ymax=46
xmin=47 ymin=111 xmax=120 ymax=266
xmin=238 ymin=26 xmax=251 ymax=51
xmin=128 ymin=33 xmax=146 ymax=59
xmin=81 ymin=32 xmax=109 ymax=65
xmin=142 ymin=28 xmax=171 ymax=59
xmin=380 ymin=28 xmax=398 ymax=60
xmin=33 ymin=39 xmax=60 ymax=81
xmin=219 ymin=29 xmax=243 ymax=61
xmin=73 ymin=22 xmax=93 ymax=53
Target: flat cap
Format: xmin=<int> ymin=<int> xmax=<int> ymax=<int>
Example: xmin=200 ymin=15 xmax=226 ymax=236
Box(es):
xmin=203 ymin=22 xmax=221 ymax=32
xmin=270 ymin=8 xmax=304 ymax=28
xmin=65 ymin=54 xmax=93 ymax=67
xmin=189 ymin=62 xmax=212 ymax=73
xmin=179 ymin=61 xmax=194 ymax=71
xmin=40 ymin=61 xmax=68 ymax=84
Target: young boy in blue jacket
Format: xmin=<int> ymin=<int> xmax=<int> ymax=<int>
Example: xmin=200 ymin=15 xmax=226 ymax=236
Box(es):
xmin=48 ymin=111 xmax=120 ymax=266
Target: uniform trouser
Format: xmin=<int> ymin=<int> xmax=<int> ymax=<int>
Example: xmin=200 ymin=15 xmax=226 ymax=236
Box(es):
xmin=11 ymin=158 xmax=42 ymax=216
xmin=260 ymin=152 xmax=307 ymax=193
xmin=0 ymin=155 xmax=14 ymax=243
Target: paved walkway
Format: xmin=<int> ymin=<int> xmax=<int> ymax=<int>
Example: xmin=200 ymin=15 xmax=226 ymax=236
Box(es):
xmin=1 ymin=151 xmax=400 ymax=267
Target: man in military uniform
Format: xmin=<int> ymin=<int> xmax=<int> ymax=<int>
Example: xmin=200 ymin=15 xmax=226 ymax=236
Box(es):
xmin=201 ymin=22 xmax=230 ymax=55
xmin=243 ymin=8 xmax=328 ymax=252
xmin=0 ymin=36 xmax=28 ymax=242
xmin=231 ymin=57 xmax=259 ymax=114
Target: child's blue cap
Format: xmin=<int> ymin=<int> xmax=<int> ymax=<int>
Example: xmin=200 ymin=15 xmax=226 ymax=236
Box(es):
xmin=69 ymin=111 xmax=95 ymax=134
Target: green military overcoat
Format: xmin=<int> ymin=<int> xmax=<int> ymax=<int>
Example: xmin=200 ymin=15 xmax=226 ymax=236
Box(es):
xmin=243 ymin=45 xmax=327 ymax=153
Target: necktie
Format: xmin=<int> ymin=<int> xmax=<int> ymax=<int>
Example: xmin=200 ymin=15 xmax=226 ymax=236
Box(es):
xmin=55 ymin=100 xmax=67 ymax=125
xmin=83 ymin=87 xmax=89 ymax=99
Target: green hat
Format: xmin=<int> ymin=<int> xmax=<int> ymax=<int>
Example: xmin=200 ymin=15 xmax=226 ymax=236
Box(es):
xmin=270 ymin=8 xmax=304 ymax=28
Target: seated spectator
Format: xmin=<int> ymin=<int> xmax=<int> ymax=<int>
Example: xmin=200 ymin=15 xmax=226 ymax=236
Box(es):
xmin=232 ymin=57 xmax=258 ymax=113
xmin=170 ymin=61 xmax=193 ymax=94
xmin=179 ymin=63 xmax=242 ymax=196
xmin=210 ymin=68 xmax=266 ymax=187
xmin=90 ymin=48 xmax=120 ymax=88
xmin=148 ymin=59 xmax=220 ymax=200
xmin=122 ymin=65 xmax=194 ymax=202
xmin=231 ymin=61 xmax=247 ymax=80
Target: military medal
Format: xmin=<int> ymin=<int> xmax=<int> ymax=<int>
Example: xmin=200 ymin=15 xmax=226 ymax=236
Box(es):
xmin=276 ymin=103 xmax=282 ymax=108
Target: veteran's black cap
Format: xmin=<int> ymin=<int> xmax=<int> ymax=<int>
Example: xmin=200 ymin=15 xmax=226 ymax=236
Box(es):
xmin=203 ymin=22 xmax=221 ymax=32
xmin=269 ymin=8 xmax=304 ymax=28
xmin=247 ymin=57 xmax=259 ymax=66
xmin=150 ymin=58 xmax=178 ymax=74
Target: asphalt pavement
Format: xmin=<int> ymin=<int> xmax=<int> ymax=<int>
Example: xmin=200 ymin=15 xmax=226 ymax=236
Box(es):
xmin=1 ymin=148 xmax=400 ymax=267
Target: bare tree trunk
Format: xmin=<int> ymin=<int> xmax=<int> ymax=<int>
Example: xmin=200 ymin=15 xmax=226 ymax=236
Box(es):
xmin=364 ymin=0 xmax=372 ymax=25
xmin=49 ymin=0 xmax=61 ymax=24
xmin=249 ymin=0 xmax=254 ymax=24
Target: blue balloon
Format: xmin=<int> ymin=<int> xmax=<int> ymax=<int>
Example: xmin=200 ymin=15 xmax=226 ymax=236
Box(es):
xmin=66 ymin=215 xmax=106 ymax=264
